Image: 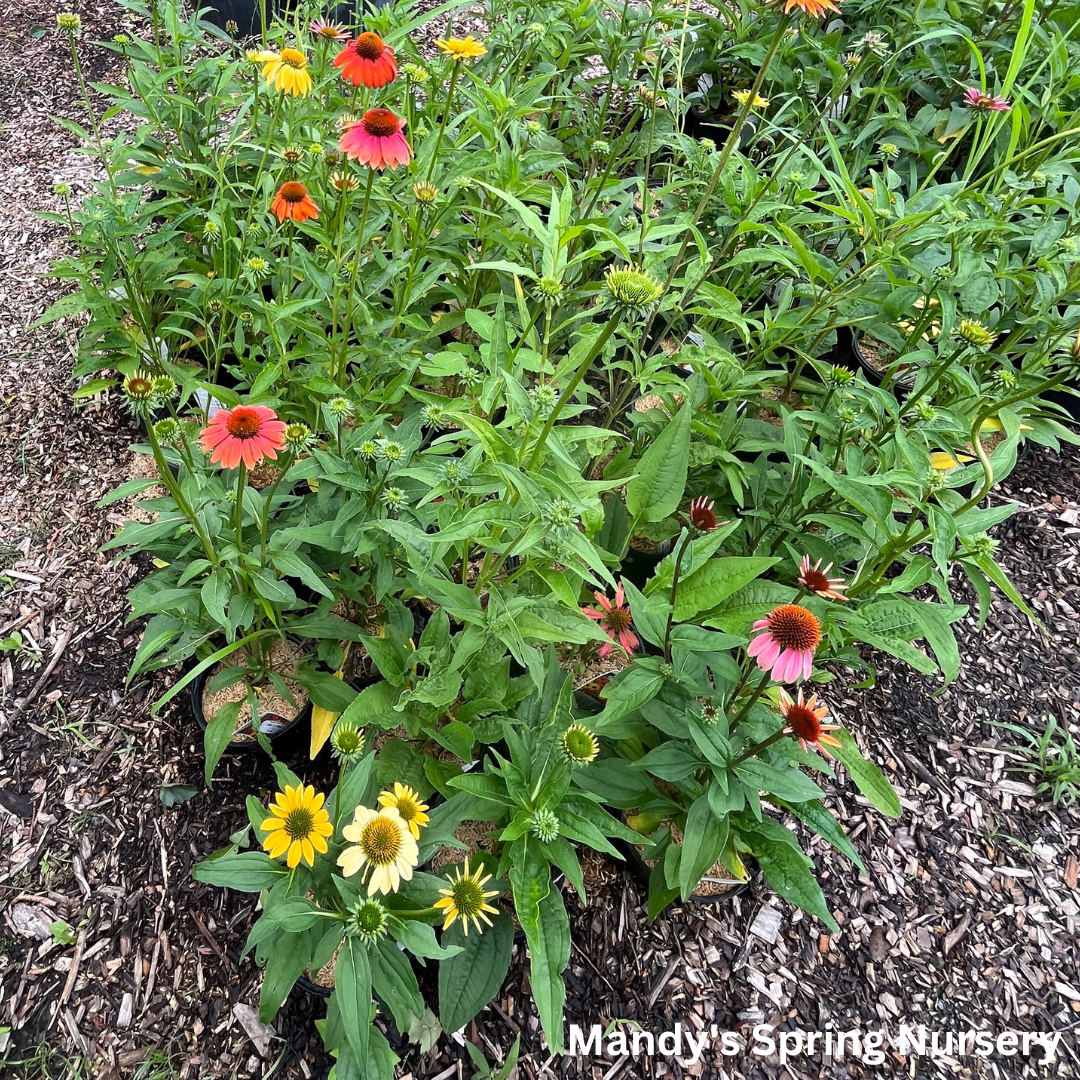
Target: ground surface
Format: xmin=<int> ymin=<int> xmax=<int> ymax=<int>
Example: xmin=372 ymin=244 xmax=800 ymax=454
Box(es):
xmin=1 ymin=4 xmax=1080 ymax=1080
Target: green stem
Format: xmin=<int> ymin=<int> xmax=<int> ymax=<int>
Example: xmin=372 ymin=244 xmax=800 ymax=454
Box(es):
xmin=235 ymin=462 xmax=248 ymax=556
xmin=730 ymin=727 xmax=787 ymax=768
xmin=425 ymin=65 xmax=462 ymax=184
xmin=662 ymin=530 xmax=692 ymax=663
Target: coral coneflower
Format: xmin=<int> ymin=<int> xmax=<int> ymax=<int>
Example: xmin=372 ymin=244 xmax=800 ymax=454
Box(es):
xmin=583 ymin=582 xmax=638 ymax=659
xmin=797 ymin=556 xmax=849 ymax=602
xmin=270 ymin=181 xmax=320 ymax=223
xmin=376 ymin=783 xmax=430 ymax=839
xmin=338 ymin=805 xmax=418 ymax=895
xmin=688 ymin=496 xmax=719 ymax=533
xmin=260 ymin=784 xmax=334 ymax=869
xmin=434 ymin=857 xmax=500 ymax=936
xmin=309 ymin=18 xmax=349 ymax=41
xmin=779 ymin=687 xmax=841 ymax=758
xmin=435 ymin=35 xmax=487 ymax=62
xmin=747 ymin=603 xmax=821 ymax=683
xmin=260 ymin=48 xmax=313 ymax=97
xmin=768 ymin=0 xmax=840 ymax=16
xmin=334 ymin=31 xmax=397 ymax=87
xmin=339 ymin=109 xmax=411 ymax=171
xmin=199 ymin=404 xmax=287 ymax=470
xmin=963 ymin=87 xmax=1010 ymax=112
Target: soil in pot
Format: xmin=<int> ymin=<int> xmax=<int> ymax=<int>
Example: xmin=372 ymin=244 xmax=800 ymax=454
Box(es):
xmin=196 ymin=638 xmax=309 ymax=746
xmin=854 ymin=333 xmax=918 ymax=396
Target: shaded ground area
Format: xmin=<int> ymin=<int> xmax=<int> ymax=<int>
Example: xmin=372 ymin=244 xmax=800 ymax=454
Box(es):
xmin=1 ymin=3 xmax=1079 ymax=1079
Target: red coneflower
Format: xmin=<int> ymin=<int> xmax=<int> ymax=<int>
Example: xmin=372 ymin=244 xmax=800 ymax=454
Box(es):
xmin=779 ymin=688 xmax=841 ymax=758
xmin=747 ymin=603 xmax=821 ymax=683
xmin=688 ymin=495 xmax=719 ymax=533
xmin=200 ymin=404 xmax=287 ymax=470
xmin=797 ymin=556 xmax=849 ymax=602
xmin=963 ymin=87 xmax=1010 ymax=112
xmin=334 ymin=32 xmax=397 ymax=88
xmin=339 ymin=109 xmax=411 ymax=171
xmin=271 ymin=181 xmax=320 ymax=223
xmin=583 ymin=582 xmax=638 ymax=659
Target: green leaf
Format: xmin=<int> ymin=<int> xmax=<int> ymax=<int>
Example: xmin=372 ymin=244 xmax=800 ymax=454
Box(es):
xmin=258 ymin=931 xmax=313 ymax=1024
xmin=678 ymin=795 xmax=729 ymax=900
xmin=625 ymin=405 xmax=692 ymax=523
xmin=437 ymin=909 xmax=514 ymax=1032
xmin=335 ymin=938 xmax=372 ymax=1065
xmin=782 ymin=799 xmax=866 ymax=872
xmin=391 ymin=920 xmax=463 ymax=962
xmin=371 ymin=936 xmax=424 ymax=1032
xmin=831 ymin=730 xmax=901 ymax=818
xmin=192 ymin=851 xmax=289 ymax=892
xmin=203 ymin=700 xmax=242 ymax=787
xmin=746 ymin=819 xmax=838 ymax=931
xmin=159 ymin=783 xmax=198 ymax=807
xmin=675 ymin=557 xmax=779 ymax=621
xmin=734 ymin=759 xmax=825 ymax=803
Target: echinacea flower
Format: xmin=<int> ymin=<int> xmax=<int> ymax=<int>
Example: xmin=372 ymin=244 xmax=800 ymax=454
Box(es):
xmin=963 ymin=87 xmax=1010 ymax=112
xmin=334 ymin=31 xmax=397 ymax=87
xmin=583 ymin=582 xmax=639 ymax=659
xmin=732 ymin=89 xmax=769 ymax=109
xmin=688 ymin=496 xmax=720 ymax=533
xmin=338 ymin=805 xmax=419 ymax=895
xmin=270 ymin=181 xmax=320 ymax=224
xmin=561 ymin=724 xmax=599 ymax=766
xmin=779 ymin=687 xmax=841 ymax=758
xmin=434 ymin=857 xmax=500 ymax=936
xmin=309 ymin=18 xmax=349 ymax=41
xmin=797 ymin=556 xmax=849 ymax=602
xmin=768 ymin=0 xmax=841 ymax=17
xmin=747 ymin=603 xmax=821 ymax=683
xmin=199 ymin=404 xmax=287 ymax=470
xmin=339 ymin=109 xmax=412 ymax=171
xmin=260 ymin=784 xmax=334 ymax=869
xmin=377 ymin=782 xmax=430 ymax=839
xmin=436 ymin=35 xmax=487 ymax=62
xmin=260 ymin=48 xmax=313 ymax=97
xmin=347 ymin=898 xmax=389 ymax=942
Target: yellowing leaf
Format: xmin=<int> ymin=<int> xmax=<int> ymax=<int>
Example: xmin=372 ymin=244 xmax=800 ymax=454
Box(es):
xmin=310 ymin=665 xmax=346 ymax=758
xmin=980 ymin=416 xmax=1004 ymax=433
xmin=930 ymin=451 xmax=973 ymax=471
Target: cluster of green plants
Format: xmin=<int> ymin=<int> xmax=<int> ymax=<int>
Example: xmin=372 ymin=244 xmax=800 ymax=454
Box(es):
xmin=47 ymin=0 xmax=1080 ymax=1071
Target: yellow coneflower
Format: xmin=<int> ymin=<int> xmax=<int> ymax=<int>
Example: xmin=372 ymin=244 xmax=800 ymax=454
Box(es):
xmin=260 ymin=48 xmax=313 ymax=97
xmin=732 ymin=89 xmax=769 ymax=109
xmin=376 ymin=782 xmax=430 ymax=839
xmin=435 ymin=35 xmax=487 ymax=62
xmin=260 ymin=784 xmax=334 ymax=869
xmin=434 ymin=857 xmax=500 ymax=935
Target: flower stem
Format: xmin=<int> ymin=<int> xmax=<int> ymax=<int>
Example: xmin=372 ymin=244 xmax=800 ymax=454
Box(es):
xmin=730 ymin=727 xmax=787 ymax=768
xmin=662 ymin=530 xmax=692 ymax=663
xmin=425 ymin=65 xmax=462 ymax=184
xmin=235 ymin=462 xmax=247 ymax=556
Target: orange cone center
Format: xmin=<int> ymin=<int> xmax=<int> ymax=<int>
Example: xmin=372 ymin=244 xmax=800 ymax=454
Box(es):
xmin=225 ymin=407 xmax=262 ymax=440
xmin=362 ymin=108 xmax=400 ymax=138
xmin=767 ymin=604 xmax=821 ymax=651
xmin=353 ymin=32 xmax=386 ymax=60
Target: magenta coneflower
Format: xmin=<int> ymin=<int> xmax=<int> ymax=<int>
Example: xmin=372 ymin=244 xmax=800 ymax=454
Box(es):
xmin=797 ymin=556 xmax=849 ymax=602
xmin=309 ymin=18 xmax=350 ymax=41
xmin=688 ymin=496 xmax=719 ymax=533
xmin=339 ymin=109 xmax=411 ymax=171
xmin=583 ymin=582 xmax=638 ymax=659
xmin=747 ymin=603 xmax=821 ymax=683
xmin=200 ymin=404 xmax=287 ymax=470
xmin=779 ymin=688 xmax=841 ymax=759
xmin=963 ymin=87 xmax=1010 ymax=112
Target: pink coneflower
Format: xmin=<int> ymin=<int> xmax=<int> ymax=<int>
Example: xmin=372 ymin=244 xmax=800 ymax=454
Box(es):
xmin=797 ymin=556 xmax=849 ymax=602
xmin=334 ymin=32 xmax=397 ymax=88
xmin=583 ymin=582 xmax=638 ymax=659
xmin=309 ymin=18 xmax=350 ymax=41
xmin=688 ymin=496 xmax=719 ymax=532
xmin=779 ymin=688 xmax=841 ymax=758
xmin=200 ymin=404 xmax=287 ymax=470
xmin=747 ymin=603 xmax=821 ymax=683
xmin=963 ymin=87 xmax=1010 ymax=112
xmin=339 ymin=109 xmax=411 ymax=171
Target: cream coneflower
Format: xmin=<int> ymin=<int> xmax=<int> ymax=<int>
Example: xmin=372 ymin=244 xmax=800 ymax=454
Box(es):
xmin=376 ymin=783 xmax=430 ymax=839
xmin=434 ymin=857 xmax=500 ymax=935
xmin=779 ymin=687 xmax=841 ymax=758
xmin=337 ymin=805 xmax=418 ymax=895
xmin=260 ymin=784 xmax=334 ymax=869
xmin=260 ymin=48 xmax=313 ymax=96
xmin=797 ymin=556 xmax=849 ymax=602
xmin=747 ymin=603 xmax=821 ymax=683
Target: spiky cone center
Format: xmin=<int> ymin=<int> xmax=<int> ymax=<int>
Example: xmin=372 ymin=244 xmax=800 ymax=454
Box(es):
xmin=361 ymin=816 xmax=403 ymax=865
xmin=562 ymin=725 xmax=598 ymax=765
xmin=279 ymin=48 xmax=306 ymax=69
xmin=604 ymin=607 xmax=632 ymax=634
xmin=224 ymin=407 xmax=265 ymax=440
xmin=278 ymin=181 xmax=309 ymax=205
xmin=349 ymin=899 xmax=388 ymax=940
xmin=124 ymin=373 xmax=155 ymax=401
xmin=767 ymin=605 xmax=821 ymax=652
xmin=353 ymin=32 xmax=386 ymax=59
xmin=447 ymin=875 xmax=489 ymax=921
xmin=332 ymin=722 xmax=365 ymax=759
xmin=362 ymin=109 xmax=400 ymax=138
xmin=784 ymin=701 xmax=826 ymax=743
xmin=284 ymin=807 xmax=315 ymax=840
xmin=689 ymin=497 xmax=717 ymax=532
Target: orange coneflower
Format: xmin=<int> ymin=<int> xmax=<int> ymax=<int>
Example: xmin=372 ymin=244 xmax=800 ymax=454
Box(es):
xmin=769 ymin=0 xmax=841 ymax=17
xmin=334 ymin=31 xmax=397 ymax=88
xmin=200 ymin=404 xmax=287 ymax=470
xmin=779 ymin=688 xmax=842 ymax=759
xmin=271 ymin=181 xmax=320 ymax=223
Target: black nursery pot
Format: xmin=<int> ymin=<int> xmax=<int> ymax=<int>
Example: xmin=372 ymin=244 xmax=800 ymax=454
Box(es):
xmin=852 ymin=333 xmax=917 ymax=399
xmin=613 ymin=835 xmax=754 ymax=907
xmin=197 ymin=0 xmax=387 ymax=36
xmin=1042 ymin=382 xmax=1080 ymax=424
xmin=190 ymin=660 xmax=312 ymax=750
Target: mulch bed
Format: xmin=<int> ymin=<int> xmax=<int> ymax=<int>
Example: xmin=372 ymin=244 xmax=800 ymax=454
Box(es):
xmin=1 ymin=3 xmax=1079 ymax=1078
